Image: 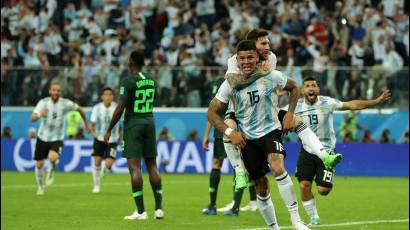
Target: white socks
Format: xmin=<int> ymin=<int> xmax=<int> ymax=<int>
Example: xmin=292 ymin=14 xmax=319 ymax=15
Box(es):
xmin=35 ymin=167 xmax=44 ymax=188
xmin=275 ymin=172 xmax=301 ymax=224
xmin=295 ymin=122 xmax=327 ymax=159
xmin=302 ymin=198 xmax=319 ymax=218
xmin=256 ymin=194 xmax=280 ymax=230
xmin=92 ymin=166 xmax=101 ymax=187
xmin=223 ymin=140 xmax=244 ymax=173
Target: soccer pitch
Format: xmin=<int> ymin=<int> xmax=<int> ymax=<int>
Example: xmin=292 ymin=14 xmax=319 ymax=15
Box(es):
xmin=1 ymin=172 xmax=408 ymax=230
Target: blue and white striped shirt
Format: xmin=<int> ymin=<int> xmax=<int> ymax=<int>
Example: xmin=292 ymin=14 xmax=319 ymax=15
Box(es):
xmin=90 ymin=102 xmax=120 ymax=143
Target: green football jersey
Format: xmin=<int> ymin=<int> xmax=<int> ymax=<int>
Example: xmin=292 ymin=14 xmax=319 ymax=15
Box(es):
xmin=119 ymin=71 xmax=156 ymax=122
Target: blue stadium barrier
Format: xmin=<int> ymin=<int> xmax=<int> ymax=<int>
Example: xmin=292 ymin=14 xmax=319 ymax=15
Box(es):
xmin=1 ymin=108 xmax=408 ymax=142
xmin=1 ymin=139 xmax=408 ymax=177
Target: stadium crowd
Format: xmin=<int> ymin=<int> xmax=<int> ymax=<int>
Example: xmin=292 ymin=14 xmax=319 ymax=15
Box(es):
xmin=1 ymin=0 xmax=409 ymax=107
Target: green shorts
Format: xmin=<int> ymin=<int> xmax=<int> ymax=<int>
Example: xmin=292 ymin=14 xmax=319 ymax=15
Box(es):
xmin=213 ymin=137 xmax=226 ymax=161
xmin=122 ymin=120 xmax=157 ymax=158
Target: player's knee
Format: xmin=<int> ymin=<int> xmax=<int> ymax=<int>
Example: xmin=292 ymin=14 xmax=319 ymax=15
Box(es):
xmin=317 ymin=187 xmax=331 ymax=196
xmin=254 ymin=176 xmax=269 ymax=196
xmin=212 ymin=159 xmax=223 ymax=169
xmin=36 ymin=160 xmax=45 ymax=169
xmin=299 ymin=181 xmax=312 ymax=192
xmin=48 ymin=152 xmax=59 ymax=163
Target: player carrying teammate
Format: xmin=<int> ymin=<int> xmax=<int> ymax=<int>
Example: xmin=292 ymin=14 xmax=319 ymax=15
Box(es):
xmin=208 ymin=40 xmax=310 ymax=230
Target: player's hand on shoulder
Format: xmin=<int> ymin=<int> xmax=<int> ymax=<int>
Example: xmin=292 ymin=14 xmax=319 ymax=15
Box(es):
xmin=230 ymin=131 xmax=246 ymax=149
xmin=376 ymin=89 xmax=391 ymax=104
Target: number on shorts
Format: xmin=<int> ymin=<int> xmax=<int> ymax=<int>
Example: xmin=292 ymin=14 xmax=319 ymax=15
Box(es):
xmin=274 ymin=141 xmax=284 ymax=152
xmin=322 ymin=170 xmax=333 ymax=183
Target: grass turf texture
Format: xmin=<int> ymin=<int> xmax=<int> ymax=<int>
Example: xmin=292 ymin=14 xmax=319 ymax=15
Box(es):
xmin=1 ymin=172 xmax=408 ymax=230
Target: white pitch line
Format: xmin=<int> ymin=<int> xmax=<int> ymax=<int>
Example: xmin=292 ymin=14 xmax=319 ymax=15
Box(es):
xmin=235 ymin=219 xmax=409 ymax=230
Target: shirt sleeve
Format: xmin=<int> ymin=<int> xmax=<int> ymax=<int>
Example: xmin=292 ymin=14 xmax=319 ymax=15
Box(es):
xmin=215 ymin=80 xmax=233 ymax=104
xmin=270 ymin=70 xmax=288 ymax=89
xmin=65 ymin=99 xmax=79 ymax=112
xmin=33 ymin=99 xmax=44 ymax=116
xmin=329 ymin=97 xmax=343 ymax=111
xmin=119 ymin=78 xmax=131 ymax=103
xmin=225 ymin=55 xmax=240 ymax=74
xmin=269 ymin=52 xmax=277 ymax=70
xmin=90 ymin=105 xmax=97 ymax=123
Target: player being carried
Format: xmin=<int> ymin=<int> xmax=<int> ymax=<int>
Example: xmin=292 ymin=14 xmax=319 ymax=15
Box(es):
xmin=88 ymin=87 xmax=120 ymax=193
xmin=207 ymin=40 xmax=310 ymax=230
xmin=31 ymin=81 xmax=89 ymax=195
xmin=221 ymin=28 xmax=342 ymax=195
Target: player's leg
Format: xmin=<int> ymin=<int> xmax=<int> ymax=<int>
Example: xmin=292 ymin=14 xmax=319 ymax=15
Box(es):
xmin=101 ymin=143 xmax=117 ymax=177
xmin=222 ymin=171 xmax=246 ymax=216
xmin=203 ymin=157 xmax=223 ymax=215
xmin=33 ymin=138 xmax=48 ymax=195
xmin=241 ymin=139 xmax=280 ymax=229
xmin=265 ymin=130 xmax=309 ymax=230
xmin=240 ymin=182 xmax=257 ymax=211
xmin=291 ymin=115 xmax=342 ymax=169
xmin=143 ymin=122 xmax=164 ymax=219
xmin=45 ymin=141 xmax=62 ymax=186
xmin=223 ymin=114 xmax=247 ymax=190
xmin=123 ymin=124 xmax=147 ymax=220
xmin=124 ymin=157 xmax=148 ymax=220
xmin=91 ymin=140 xmax=104 ymax=193
xmin=295 ymin=148 xmax=320 ymax=226
xmin=145 ymin=156 xmax=164 ymax=219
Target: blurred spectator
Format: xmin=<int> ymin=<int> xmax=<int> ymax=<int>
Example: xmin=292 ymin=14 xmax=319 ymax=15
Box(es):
xmin=186 ymin=128 xmax=200 ymax=141
xmin=66 ymin=111 xmax=83 ymax=139
xmin=157 ymin=127 xmax=175 ymax=141
xmin=379 ymin=129 xmax=395 ymax=143
xmin=338 ymin=111 xmax=362 ymax=141
xmin=400 ymin=131 xmax=409 ymax=144
xmin=28 ymin=127 xmax=37 ymax=139
xmin=74 ymin=128 xmax=86 ymax=139
xmin=361 ymin=129 xmax=375 ymax=143
xmin=342 ymin=130 xmax=354 ymax=143
xmin=1 ymin=126 xmax=12 ymax=139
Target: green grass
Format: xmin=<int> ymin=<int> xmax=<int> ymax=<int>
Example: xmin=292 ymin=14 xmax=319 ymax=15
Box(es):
xmin=1 ymin=172 xmax=408 ymax=230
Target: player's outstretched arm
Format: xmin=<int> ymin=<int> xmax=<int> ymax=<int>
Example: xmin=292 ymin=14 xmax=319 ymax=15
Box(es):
xmin=340 ymin=89 xmax=391 ymax=110
xmin=281 ymin=77 xmax=299 ymax=134
xmin=104 ymin=100 xmax=126 ymax=143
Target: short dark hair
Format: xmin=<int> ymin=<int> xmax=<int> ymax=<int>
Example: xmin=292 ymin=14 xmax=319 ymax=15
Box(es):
xmin=236 ymin=40 xmax=257 ymax=52
xmin=102 ymin=87 xmax=113 ymax=94
xmin=303 ymin=77 xmax=317 ymax=83
xmin=129 ymin=50 xmax=145 ymax=68
xmin=246 ymin=29 xmax=269 ymax=42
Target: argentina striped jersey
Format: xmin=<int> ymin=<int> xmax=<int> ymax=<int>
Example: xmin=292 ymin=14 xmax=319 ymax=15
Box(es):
xmin=33 ymin=97 xmax=79 ymax=142
xmin=90 ymin=102 xmax=120 ymax=143
xmin=216 ymin=70 xmax=287 ymax=140
xmin=295 ymin=96 xmax=343 ymax=151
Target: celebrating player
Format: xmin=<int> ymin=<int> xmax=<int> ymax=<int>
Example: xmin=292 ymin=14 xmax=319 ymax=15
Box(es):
xmin=31 ymin=81 xmax=88 ymax=195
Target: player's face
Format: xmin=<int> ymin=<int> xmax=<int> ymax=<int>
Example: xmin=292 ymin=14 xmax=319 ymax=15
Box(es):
xmin=237 ymin=50 xmax=259 ymax=76
xmin=256 ymin=36 xmax=270 ymax=61
xmin=49 ymin=84 xmax=61 ymax=101
xmin=303 ymin=80 xmax=320 ymax=103
xmin=101 ymin=90 xmax=113 ymax=104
